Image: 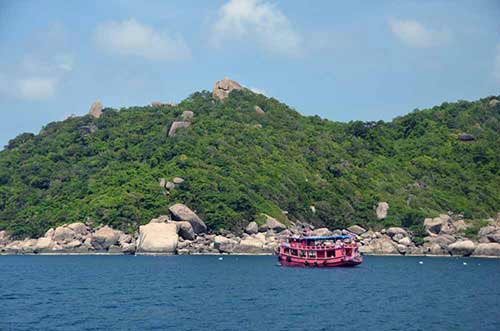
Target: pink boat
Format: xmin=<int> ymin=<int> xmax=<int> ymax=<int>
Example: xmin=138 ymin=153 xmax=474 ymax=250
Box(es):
xmin=277 ymin=235 xmax=362 ymax=267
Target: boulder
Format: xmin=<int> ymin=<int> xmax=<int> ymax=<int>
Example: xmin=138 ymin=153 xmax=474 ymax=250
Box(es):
xmin=67 ymin=222 xmax=89 ymax=236
xmin=363 ymin=237 xmax=399 ymax=255
xmin=151 ymin=101 xmax=164 ymax=107
xmin=424 ymin=214 xmax=456 ymax=235
xmin=169 ymin=203 xmax=207 ymax=234
xmin=88 ymin=100 xmax=103 ymax=118
xmin=254 ymin=105 xmax=265 ymax=115
xmin=53 ymin=226 xmax=75 ymax=243
xmin=458 ymin=133 xmax=475 ymax=141
xmin=473 ymin=243 xmax=500 ymax=257
xmin=448 ymin=240 xmax=476 ymax=256
xmin=176 ymin=221 xmax=195 ymax=240
xmin=376 ymin=202 xmax=389 ymax=219
xmin=64 ymin=240 xmax=82 ymax=250
xmin=258 ymin=215 xmax=287 ymax=233
xmin=311 ymin=228 xmax=331 ymax=237
xmin=214 ymin=235 xmax=237 ymax=253
xmin=91 ymin=226 xmax=121 ymax=250
xmin=0 ymin=230 xmax=10 ymax=245
xmin=44 ymin=228 xmax=55 ymax=239
xmin=136 ymin=222 xmax=178 ymax=254
xmin=168 ymin=121 xmax=191 ymax=137
xmin=426 ymin=234 xmax=456 ymax=246
xmin=118 ymin=234 xmax=133 ymax=245
xmin=423 ymin=242 xmax=447 ymax=255
xmin=165 ymin=181 xmax=175 ymax=190
xmin=234 ymin=237 xmax=269 ymax=254
xmin=182 ymin=111 xmax=194 ymax=121
xmin=159 ymin=178 xmax=166 ymax=188
xmin=34 ymin=237 xmax=55 ymax=253
xmin=486 ymin=230 xmax=500 ymax=243
xmin=398 ymin=237 xmax=413 ymax=246
xmin=20 ymin=239 xmax=37 ymax=253
xmin=212 ymin=77 xmax=243 ymax=101
xmin=386 ymin=227 xmax=408 ymax=238
xmin=489 ymin=99 xmax=499 ymax=107
xmin=245 ymin=221 xmax=258 ymax=235
xmin=121 ymin=243 xmax=136 ymax=255
xmin=172 ymin=177 xmax=184 ymax=184
xmin=347 ymin=225 xmax=366 ymax=235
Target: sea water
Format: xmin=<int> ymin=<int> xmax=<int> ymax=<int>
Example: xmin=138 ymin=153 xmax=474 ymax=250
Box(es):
xmin=1 ymin=255 xmax=499 ymax=330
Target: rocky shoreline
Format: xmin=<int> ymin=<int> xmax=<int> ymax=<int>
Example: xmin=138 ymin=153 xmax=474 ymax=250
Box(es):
xmin=1 ymin=204 xmax=500 ymax=258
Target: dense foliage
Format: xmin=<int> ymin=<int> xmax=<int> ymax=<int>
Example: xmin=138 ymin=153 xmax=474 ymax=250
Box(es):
xmin=1 ymin=90 xmax=499 ymax=238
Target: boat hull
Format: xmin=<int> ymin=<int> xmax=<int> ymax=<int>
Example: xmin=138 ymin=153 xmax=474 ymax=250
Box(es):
xmin=278 ymin=255 xmax=362 ymax=268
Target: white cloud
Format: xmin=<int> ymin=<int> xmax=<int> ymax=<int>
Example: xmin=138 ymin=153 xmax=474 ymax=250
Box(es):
xmin=95 ymin=18 xmax=191 ymax=60
xmin=211 ymin=0 xmax=302 ymax=57
xmin=389 ymin=19 xmax=450 ymax=48
xmin=494 ymin=44 xmax=500 ymax=83
xmin=17 ymin=77 xmax=57 ymax=100
xmin=0 ymin=54 xmax=72 ymax=101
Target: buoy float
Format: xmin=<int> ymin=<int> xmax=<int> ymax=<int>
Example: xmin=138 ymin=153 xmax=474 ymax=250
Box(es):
xmin=419 ymin=261 xmax=423 ymax=264
xmin=218 ymin=257 xmax=223 ymax=261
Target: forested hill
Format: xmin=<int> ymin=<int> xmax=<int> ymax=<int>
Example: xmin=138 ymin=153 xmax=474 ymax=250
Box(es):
xmin=1 ymin=87 xmax=499 ymax=238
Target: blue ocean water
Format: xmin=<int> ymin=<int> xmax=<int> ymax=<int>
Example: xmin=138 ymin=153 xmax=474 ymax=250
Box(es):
xmin=0 ymin=255 xmax=499 ymax=331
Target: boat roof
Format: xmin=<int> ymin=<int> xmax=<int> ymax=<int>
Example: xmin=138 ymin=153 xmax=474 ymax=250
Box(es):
xmin=291 ymin=235 xmax=352 ymax=240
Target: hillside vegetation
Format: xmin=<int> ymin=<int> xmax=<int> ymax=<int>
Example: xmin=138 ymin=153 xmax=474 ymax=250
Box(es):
xmin=0 ymin=89 xmax=499 ymax=238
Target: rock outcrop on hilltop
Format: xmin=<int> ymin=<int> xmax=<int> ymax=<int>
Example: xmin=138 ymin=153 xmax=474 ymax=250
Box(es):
xmin=212 ymin=77 xmax=243 ymax=100
xmin=88 ymin=100 xmax=103 ymax=118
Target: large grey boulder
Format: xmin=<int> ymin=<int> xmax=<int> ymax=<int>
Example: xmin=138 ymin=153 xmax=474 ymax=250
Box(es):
xmin=67 ymin=222 xmax=89 ymax=236
xmin=386 ymin=227 xmax=408 ymax=238
xmin=169 ymin=204 xmax=207 ymax=234
xmin=233 ymin=237 xmax=270 ymax=254
xmin=245 ymin=221 xmax=258 ymax=234
xmin=34 ymin=237 xmax=55 ymax=253
xmin=91 ymin=226 xmax=121 ymax=250
xmin=360 ymin=237 xmax=398 ymax=255
xmin=347 ymin=225 xmax=366 ymax=235
xmin=258 ymin=215 xmax=286 ymax=233
xmin=424 ymin=215 xmax=456 ymax=235
xmin=214 ymin=235 xmax=237 ymax=253
xmin=53 ymin=226 xmax=75 ymax=243
xmin=136 ymin=222 xmax=178 ymax=254
xmin=376 ymin=202 xmax=389 ymax=219
xmin=176 ymin=221 xmax=195 ymax=240
xmin=212 ymin=77 xmax=243 ymax=100
xmin=448 ymin=240 xmax=476 ymax=256
xmin=473 ymin=243 xmax=500 ymax=257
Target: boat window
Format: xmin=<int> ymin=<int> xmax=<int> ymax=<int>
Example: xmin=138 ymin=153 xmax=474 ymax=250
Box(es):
xmin=326 ymin=250 xmax=334 ymax=258
xmin=299 ymin=250 xmax=306 ymax=257
xmin=308 ymin=251 xmax=316 ymax=258
xmin=291 ymin=249 xmax=297 ymax=256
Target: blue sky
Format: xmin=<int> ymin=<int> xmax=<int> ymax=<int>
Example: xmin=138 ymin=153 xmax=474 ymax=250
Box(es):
xmin=1 ymin=0 xmax=499 ymax=147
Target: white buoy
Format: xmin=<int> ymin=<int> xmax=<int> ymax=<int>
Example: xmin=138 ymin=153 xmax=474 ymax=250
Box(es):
xmin=463 ymin=262 xmax=467 ymax=265
xmin=218 ymin=257 xmax=223 ymax=261
xmin=419 ymin=261 xmax=423 ymax=264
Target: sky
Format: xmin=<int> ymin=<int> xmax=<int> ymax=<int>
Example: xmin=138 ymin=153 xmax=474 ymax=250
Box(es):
xmin=0 ymin=0 xmax=499 ymax=147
